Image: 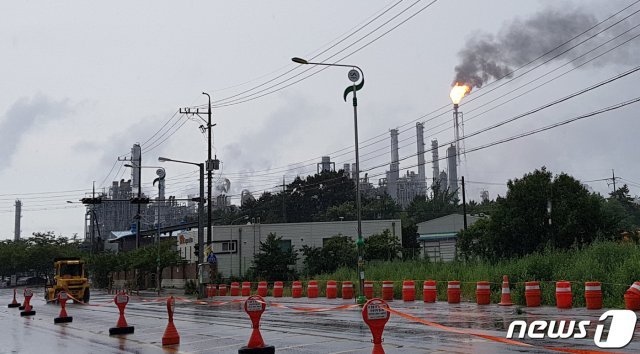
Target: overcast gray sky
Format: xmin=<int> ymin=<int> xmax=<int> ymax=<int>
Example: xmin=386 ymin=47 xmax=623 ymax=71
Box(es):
xmin=1 ymin=0 xmax=639 ymax=240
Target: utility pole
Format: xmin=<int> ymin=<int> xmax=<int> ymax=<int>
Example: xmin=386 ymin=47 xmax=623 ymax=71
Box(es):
xmin=180 ymin=93 xmax=218 ymax=246
xmin=119 ymin=144 xmax=143 ymax=249
xmin=612 ymin=169 xmax=617 ymax=191
xmin=282 ymin=176 xmax=286 ymax=223
xmin=461 ymin=176 xmax=467 ymax=231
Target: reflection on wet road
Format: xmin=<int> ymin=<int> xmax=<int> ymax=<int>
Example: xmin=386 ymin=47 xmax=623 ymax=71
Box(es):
xmin=1 ymin=289 xmax=639 ymax=353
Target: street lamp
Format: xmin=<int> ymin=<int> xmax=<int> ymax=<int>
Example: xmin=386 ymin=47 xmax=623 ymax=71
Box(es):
xmin=159 ymin=156 xmax=206 ymax=298
xmin=292 ymin=56 xmax=366 ymax=305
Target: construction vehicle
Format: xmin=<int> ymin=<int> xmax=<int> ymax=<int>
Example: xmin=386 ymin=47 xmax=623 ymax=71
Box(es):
xmin=45 ymin=257 xmax=90 ymax=303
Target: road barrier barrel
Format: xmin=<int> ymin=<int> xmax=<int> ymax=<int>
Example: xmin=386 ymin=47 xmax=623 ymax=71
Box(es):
xmin=230 ymin=282 xmax=240 ymax=296
xmin=402 ymin=280 xmax=415 ymax=302
xmin=476 ymin=281 xmax=491 ymax=305
xmin=241 ymin=282 xmax=251 ymax=296
xmin=423 ymin=280 xmax=437 ymax=303
xmin=624 ymin=282 xmax=640 ymax=310
xmin=326 ymin=280 xmax=337 ymax=299
xmin=207 ymin=284 xmax=217 ymax=298
xmin=307 ymin=281 xmax=319 ymax=298
xmin=273 ymin=281 xmax=283 ymax=297
xmin=292 ymin=281 xmax=302 ymax=298
xmin=556 ymin=281 xmax=572 ymax=309
xmin=382 ymin=281 xmax=394 ymax=301
xmin=342 ymin=281 xmax=353 ymax=299
xmin=218 ymin=284 xmax=228 ymax=296
xmin=585 ymin=281 xmax=602 ymax=310
xmin=364 ymin=281 xmax=374 ymax=299
xmin=447 ymin=281 xmax=461 ymax=304
xmin=525 ymin=281 xmax=541 ymax=307
xmin=257 ymin=281 xmax=268 ymax=297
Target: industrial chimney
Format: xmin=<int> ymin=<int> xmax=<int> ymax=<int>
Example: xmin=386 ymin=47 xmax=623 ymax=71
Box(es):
xmin=416 ymin=123 xmax=426 ymax=195
xmin=14 ymin=199 xmax=21 ymax=241
xmin=387 ymin=129 xmax=400 ymax=200
xmin=131 ymin=143 xmax=141 ymax=189
xmin=343 ymin=163 xmax=351 ymax=178
xmin=431 ymin=139 xmax=440 ymax=184
xmin=447 ymin=145 xmax=458 ymax=197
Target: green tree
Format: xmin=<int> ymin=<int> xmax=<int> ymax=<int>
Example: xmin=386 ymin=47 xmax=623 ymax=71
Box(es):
xmin=364 ymin=229 xmax=402 ymax=261
xmin=458 ymin=168 xmax=618 ymax=260
xmin=251 ymin=233 xmax=298 ymax=281
xmin=301 ymin=235 xmax=357 ymax=275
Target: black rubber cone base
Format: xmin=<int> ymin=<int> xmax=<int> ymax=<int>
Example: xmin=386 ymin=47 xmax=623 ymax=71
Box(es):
xmin=18 ymin=305 xmax=25 ymax=310
xmin=54 ymin=316 xmax=73 ymax=324
xmin=109 ymin=326 xmax=134 ymax=335
xmin=20 ymin=310 xmax=36 ymax=317
xmin=238 ymin=345 xmax=275 ymax=354
xmin=8 ymin=303 xmax=21 ymax=308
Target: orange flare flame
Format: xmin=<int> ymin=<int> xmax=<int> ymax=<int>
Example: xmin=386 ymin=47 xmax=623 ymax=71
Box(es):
xmin=450 ymin=83 xmax=471 ymax=104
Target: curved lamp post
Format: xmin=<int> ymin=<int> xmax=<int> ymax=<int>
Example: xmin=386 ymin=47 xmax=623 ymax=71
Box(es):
xmin=291 ymin=57 xmax=366 ymax=305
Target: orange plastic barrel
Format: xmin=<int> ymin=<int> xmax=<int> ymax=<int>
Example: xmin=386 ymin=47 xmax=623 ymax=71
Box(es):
xmin=629 ymin=281 xmax=640 ymax=297
xmin=476 ymin=281 xmax=491 ymax=305
xmin=402 ymin=280 xmax=415 ymax=302
xmin=624 ymin=290 xmax=640 ymax=310
xmin=230 ymin=282 xmax=240 ymax=296
xmin=210 ymin=284 xmax=218 ymax=297
xmin=447 ymin=281 xmax=461 ymax=304
xmin=273 ymin=281 xmax=284 ymax=298
xmin=423 ymin=280 xmax=437 ymax=303
xmin=206 ymin=284 xmax=213 ymax=298
xmin=342 ymin=281 xmax=353 ymax=299
xmin=307 ymin=280 xmax=319 ymax=298
xmin=326 ymin=280 xmax=337 ymax=299
xmin=364 ymin=281 xmax=374 ymax=299
xmin=257 ymin=281 xmax=268 ymax=297
xmin=585 ymin=281 xmax=602 ymax=310
xmin=241 ymin=282 xmax=251 ymax=296
xmin=382 ymin=281 xmax=394 ymax=301
xmin=292 ymin=281 xmax=302 ymax=298
xmin=218 ymin=283 xmax=227 ymax=296
xmin=525 ymin=281 xmax=541 ymax=307
xmin=556 ymin=281 xmax=572 ymax=309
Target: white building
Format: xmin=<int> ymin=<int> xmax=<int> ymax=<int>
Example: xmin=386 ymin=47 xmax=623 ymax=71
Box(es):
xmin=177 ymin=219 xmax=402 ymax=277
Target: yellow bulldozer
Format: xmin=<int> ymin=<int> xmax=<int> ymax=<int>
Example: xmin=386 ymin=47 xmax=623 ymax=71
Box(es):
xmin=45 ymin=257 xmax=90 ymax=303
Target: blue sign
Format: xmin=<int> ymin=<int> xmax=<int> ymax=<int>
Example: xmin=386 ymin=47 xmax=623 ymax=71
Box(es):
xmin=207 ymin=252 xmax=217 ymax=264
xmin=130 ymin=223 xmax=137 ymax=233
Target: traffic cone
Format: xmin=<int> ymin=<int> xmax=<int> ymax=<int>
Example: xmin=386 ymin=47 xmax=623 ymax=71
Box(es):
xmin=498 ymin=275 xmax=513 ymax=306
xmin=20 ymin=288 xmax=35 ymax=316
xmin=7 ymin=288 xmax=21 ymax=308
xmin=109 ymin=292 xmax=134 ymax=335
xmin=54 ymin=292 xmax=73 ymax=324
xmin=162 ymin=296 xmax=180 ymax=346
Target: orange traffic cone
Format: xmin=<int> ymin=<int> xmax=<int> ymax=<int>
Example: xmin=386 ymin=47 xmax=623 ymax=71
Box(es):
xmin=162 ymin=296 xmax=180 ymax=346
xmin=7 ymin=288 xmax=21 ymax=308
xmin=498 ymin=275 xmax=513 ymax=306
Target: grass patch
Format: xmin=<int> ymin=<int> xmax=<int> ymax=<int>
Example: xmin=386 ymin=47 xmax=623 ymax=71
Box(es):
xmin=309 ymin=241 xmax=640 ymax=308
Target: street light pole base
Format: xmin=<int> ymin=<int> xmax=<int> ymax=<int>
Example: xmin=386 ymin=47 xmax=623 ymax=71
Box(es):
xmin=356 ymin=295 xmax=367 ymax=306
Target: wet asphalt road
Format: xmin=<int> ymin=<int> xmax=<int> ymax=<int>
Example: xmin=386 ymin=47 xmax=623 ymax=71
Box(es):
xmin=2 ymin=288 xmax=639 ymax=353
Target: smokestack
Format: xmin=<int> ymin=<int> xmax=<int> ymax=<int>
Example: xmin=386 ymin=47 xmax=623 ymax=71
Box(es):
xmin=416 ymin=123 xmax=426 ymax=195
xmin=131 ymin=143 xmax=141 ymax=189
xmin=447 ymin=144 xmax=458 ymax=197
xmin=431 ymin=139 xmax=440 ymax=186
xmin=14 ymin=199 xmax=21 ymax=241
xmin=439 ymin=170 xmax=448 ymax=191
xmin=388 ymin=129 xmax=400 ymax=200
